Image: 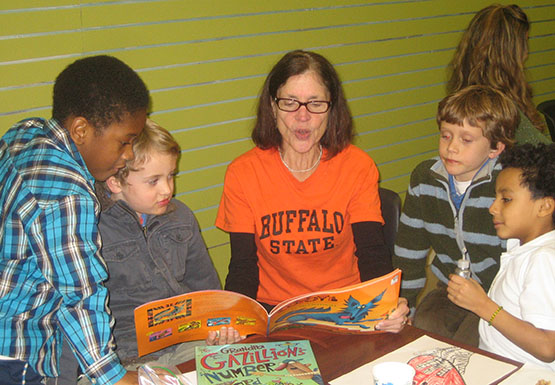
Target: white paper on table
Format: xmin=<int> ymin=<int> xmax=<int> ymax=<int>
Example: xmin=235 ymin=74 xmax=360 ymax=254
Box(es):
xmin=181 ymin=371 xmax=197 ymax=385
xmin=498 ymin=363 xmax=555 ymax=384
xmin=330 ymin=335 xmax=519 ymax=385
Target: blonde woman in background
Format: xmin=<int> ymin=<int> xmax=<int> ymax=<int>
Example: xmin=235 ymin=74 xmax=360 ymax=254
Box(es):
xmin=447 ymin=3 xmax=551 ymax=144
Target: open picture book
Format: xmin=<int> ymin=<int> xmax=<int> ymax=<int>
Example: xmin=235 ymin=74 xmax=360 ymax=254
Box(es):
xmin=134 ymin=269 xmax=401 ymax=356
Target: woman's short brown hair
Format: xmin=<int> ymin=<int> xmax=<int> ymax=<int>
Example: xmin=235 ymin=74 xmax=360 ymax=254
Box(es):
xmin=437 ymin=85 xmax=519 ymax=149
xmin=252 ymin=50 xmax=353 ymax=158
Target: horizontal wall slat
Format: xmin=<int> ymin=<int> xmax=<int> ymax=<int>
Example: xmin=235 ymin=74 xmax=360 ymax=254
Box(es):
xmin=175 ymin=165 xmax=227 ymax=194
xmin=370 ymin=135 xmax=439 ymax=165
xmin=178 ymin=140 xmax=252 ymax=173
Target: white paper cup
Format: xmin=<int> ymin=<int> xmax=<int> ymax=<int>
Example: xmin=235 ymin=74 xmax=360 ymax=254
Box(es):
xmin=372 ymin=361 xmax=415 ymax=385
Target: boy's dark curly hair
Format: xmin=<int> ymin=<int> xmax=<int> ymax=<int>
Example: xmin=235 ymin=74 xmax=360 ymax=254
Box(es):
xmin=499 ymin=143 xmax=555 ymax=223
xmin=52 ymin=55 xmax=149 ymax=133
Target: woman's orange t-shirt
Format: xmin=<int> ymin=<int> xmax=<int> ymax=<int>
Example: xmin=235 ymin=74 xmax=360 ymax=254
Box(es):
xmin=215 ymin=144 xmax=383 ymax=305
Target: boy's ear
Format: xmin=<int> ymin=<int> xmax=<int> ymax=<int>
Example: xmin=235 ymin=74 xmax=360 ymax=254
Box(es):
xmin=67 ymin=116 xmax=94 ymax=146
xmin=488 ymin=142 xmax=506 ymax=159
xmin=538 ymin=196 xmax=555 ymax=218
xmin=105 ymin=176 xmax=123 ymax=194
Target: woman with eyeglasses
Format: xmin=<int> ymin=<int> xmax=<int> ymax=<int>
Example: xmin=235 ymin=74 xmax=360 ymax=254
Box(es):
xmin=216 ymin=50 xmax=409 ymax=333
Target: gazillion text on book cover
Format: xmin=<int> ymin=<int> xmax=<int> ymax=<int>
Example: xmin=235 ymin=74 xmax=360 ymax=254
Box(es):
xmin=195 ymin=340 xmax=324 ymax=385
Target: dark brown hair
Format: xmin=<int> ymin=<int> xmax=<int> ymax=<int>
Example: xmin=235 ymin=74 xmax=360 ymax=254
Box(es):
xmin=252 ymin=50 xmax=352 ymax=158
xmin=437 ymin=85 xmax=519 ymax=149
xmin=447 ymin=4 xmax=546 ymax=132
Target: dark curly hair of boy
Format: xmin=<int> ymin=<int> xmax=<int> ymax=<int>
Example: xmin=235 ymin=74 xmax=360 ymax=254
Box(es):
xmin=499 ymin=143 xmax=555 ymax=222
xmin=52 ymin=55 xmax=149 ymax=133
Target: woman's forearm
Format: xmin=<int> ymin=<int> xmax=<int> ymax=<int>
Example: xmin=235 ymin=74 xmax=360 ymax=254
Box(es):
xmin=352 ymin=221 xmax=393 ymax=281
xmin=225 ymin=232 xmax=259 ymax=299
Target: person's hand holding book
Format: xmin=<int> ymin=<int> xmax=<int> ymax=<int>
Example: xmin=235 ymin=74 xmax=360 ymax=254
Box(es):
xmin=206 ymin=326 xmax=246 ymax=345
xmin=375 ymin=297 xmax=410 ymax=333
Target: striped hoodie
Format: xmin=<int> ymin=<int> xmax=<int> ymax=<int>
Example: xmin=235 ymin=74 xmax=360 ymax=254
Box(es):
xmin=393 ymin=157 xmax=506 ymax=310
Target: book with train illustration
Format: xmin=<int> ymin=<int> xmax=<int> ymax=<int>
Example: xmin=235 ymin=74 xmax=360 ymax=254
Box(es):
xmin=195 ymin=340 xmax=324 ymax=385
xmin=134 ymin=269 xmax=401 ymax=356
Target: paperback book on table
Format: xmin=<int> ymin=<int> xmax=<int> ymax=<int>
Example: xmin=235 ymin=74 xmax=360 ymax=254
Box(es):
xmin=134 ymin=269 xmax=402 ymax=356
xmin=195 ymin=340 xmax=324 ymax=385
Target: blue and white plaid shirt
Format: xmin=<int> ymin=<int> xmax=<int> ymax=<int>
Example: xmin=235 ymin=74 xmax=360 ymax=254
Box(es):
xmin=0 ymin=118 xmax=125 ymax=384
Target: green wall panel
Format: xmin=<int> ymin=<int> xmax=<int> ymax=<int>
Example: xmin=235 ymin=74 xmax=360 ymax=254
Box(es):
xmin=175 ymin=165 xmax=227 ymax=195
xmin=1 ymin=0 xmax=554 ymax=285
xmin=177 ymin=186 xmax=223 ymax=213
xmin=171 ymin=119 xmax=254 ymax=152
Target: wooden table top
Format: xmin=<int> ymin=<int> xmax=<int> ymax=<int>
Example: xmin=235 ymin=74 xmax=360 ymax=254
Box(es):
xmin=176 ymin=325 xmax=522 ymax=384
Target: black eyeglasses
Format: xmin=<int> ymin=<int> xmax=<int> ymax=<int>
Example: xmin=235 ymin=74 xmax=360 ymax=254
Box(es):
xmin=274 ymin=98 xmax=331 ymax=114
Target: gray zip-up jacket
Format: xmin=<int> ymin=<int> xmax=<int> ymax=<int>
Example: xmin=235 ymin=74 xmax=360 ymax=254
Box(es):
xmin=99 ymin=198 xmax=221 ymax=360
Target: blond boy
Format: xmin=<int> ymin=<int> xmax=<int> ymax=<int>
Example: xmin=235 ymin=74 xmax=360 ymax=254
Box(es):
xmin=393 ymin=85 xmax=519 ymax=346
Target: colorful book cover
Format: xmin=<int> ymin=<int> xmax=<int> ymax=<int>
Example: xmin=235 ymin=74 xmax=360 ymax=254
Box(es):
xmin=195 ymin=340 xmax=324 ymax=385
xmin=134 ymin=269 xmax=401 ymax=356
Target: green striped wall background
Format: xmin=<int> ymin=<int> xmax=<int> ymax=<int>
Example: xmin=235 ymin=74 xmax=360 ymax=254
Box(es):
xmin=1 ymin=0 xmax=554 ymax=282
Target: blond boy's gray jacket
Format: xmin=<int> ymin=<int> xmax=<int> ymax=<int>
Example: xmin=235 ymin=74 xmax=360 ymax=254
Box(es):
xmin=99 ymin=198 xmax=221 ymax=360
